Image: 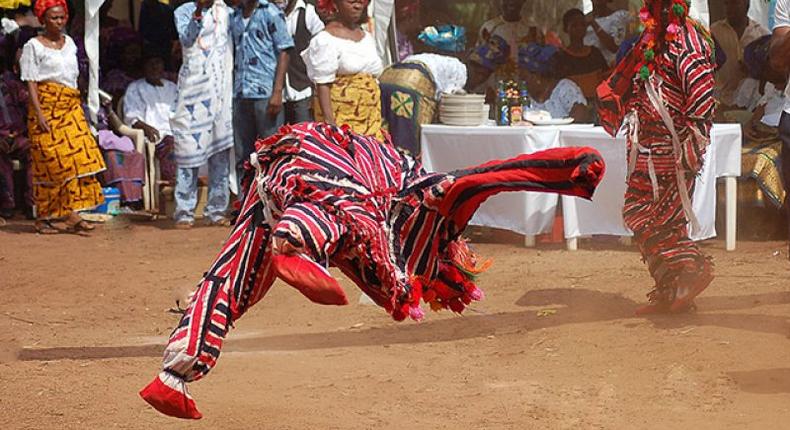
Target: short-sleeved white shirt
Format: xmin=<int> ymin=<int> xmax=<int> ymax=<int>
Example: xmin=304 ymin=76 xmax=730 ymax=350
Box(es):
xmin=774 ymin=0 xmax=790 ymax=113
xmin=302 ymin=31 xmax=383 ymax=85
xmin=19 ymin=36 xmax=79 ymax=89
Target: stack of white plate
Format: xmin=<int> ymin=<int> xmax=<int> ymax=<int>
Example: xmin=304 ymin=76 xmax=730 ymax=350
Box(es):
xmin=439 ymin=93 xmax=486 ymax=126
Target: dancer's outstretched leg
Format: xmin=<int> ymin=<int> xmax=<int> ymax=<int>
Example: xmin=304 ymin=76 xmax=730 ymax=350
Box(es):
xmin=140 ymin=190 xmax=274 ymax=419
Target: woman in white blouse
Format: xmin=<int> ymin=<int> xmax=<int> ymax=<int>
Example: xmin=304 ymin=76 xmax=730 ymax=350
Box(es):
xmin=20 ymin=0 xmax=105 ymax=235
xmin=519 ymin=43 xmax=591 ymax=122
xmin=303 ymin=0 xmax=383 ymax=137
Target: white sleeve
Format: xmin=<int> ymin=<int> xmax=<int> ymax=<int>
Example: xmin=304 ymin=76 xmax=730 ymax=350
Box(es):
xmin=611 ymin=10 xmax=632 ymax=46
xmin=305 ymin=5 xmax=325 ymax=35
xmin=122 ymin=81 xmax=146 ymax=125
xmin=732 ymin=79 xmax=759 ymax=109
xmin=558 ymin=79 xmax=588 ymax=112
xmin=302 ymin=32 xmax=340 ymax=84
xmin=19 ymin=41 xmax=39 ymax=83
xmin=775 ymin=0 xmax=790 ymax=29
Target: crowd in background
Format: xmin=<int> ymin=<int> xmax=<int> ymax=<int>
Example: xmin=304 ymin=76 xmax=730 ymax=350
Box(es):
xmin=0 ymin=0 xmax=787 ymax=240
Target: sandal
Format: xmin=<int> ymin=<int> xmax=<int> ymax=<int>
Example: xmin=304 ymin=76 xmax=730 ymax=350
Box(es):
xmin=34 ymin=221 xmax=60 ymax=235
xmin=174 ymin=220 xmax=194 ymax=230
xmin=206 ymin=217 xmax=231 ymax=227
xmin=49 ymin=220 xmax=91 ymax=236
xmin=74 ymin=220 xmax=96 ymax=231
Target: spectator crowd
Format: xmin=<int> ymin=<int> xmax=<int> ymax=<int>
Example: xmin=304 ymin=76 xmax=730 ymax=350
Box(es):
xmin=0 ymin=0 xmax=787 ymax=243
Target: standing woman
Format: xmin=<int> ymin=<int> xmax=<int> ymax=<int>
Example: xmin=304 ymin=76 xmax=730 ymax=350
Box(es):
xmin=584 ymin=0 xmax=632 ymax=67
xmin=20 ymin=0 xmax=105 ymax=234
xmin=303 ymin=0 xmax=383 ymax=137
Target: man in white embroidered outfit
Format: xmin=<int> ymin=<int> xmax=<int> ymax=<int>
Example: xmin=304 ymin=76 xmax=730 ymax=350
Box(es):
xmin=170 ymin=0 xmax=234 ymax=229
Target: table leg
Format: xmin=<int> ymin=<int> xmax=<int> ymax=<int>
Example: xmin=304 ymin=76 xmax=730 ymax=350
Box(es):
xmin=566 ymin=237 xmax=578 ymax=251
xmin=726 ymin=176 xmax=737 ymax=251
xmin=524 ymin=235 xmax=536 ymax=247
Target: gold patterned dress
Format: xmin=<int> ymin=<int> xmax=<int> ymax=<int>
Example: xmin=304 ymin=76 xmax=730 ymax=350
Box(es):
xmin=20 ymin=36 xmax=105 ymax=219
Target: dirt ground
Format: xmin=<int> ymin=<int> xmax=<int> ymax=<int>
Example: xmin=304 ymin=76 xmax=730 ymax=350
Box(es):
xmin=1 ymin=217 xmax=789 ymax=429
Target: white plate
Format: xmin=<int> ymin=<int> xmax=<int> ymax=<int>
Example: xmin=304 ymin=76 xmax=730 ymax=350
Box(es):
xmin=530 ymin=117 xmax=575 ymax=126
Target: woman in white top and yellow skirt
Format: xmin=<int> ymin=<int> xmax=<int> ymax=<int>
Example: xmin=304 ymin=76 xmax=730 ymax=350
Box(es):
xmin=20 ymin=0 xmax=105 ymax=234
xmin=303 ymin=0 xmax=383 ymax=137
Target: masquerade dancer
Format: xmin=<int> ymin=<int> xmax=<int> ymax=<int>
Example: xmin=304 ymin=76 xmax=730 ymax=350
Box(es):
xmin=140 ymin=122 xmax=605 ymax=419
xmin=597 ymin=0 xmax=716 ymax=315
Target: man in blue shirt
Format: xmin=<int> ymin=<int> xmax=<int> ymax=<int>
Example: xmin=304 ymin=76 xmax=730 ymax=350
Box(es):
xmin=231 ymin=0 xmax=294 ymax=194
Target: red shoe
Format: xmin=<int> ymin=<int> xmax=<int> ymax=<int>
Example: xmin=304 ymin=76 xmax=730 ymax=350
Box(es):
xmin=139 ymin=372 xmax=202 ymax=419
xmin=670 ymin=270 xmax=713 ymax=313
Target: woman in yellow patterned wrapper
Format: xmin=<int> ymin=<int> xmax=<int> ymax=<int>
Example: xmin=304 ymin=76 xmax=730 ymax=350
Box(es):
xmin=303 ymin=0 xmax=383 ymax=138
xmin=20 ymin=0 xmax=105 ymax=234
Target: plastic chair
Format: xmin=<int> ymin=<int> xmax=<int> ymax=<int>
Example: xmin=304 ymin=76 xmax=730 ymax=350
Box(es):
xmin=113 ymin=96 xmax=161 ymax=214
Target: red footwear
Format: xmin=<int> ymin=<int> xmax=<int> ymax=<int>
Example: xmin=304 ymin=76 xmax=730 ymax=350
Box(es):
xmin=670 ymin=270 xmax=713 ymax=313
xmin=139 ymin=372 xmax=202 ymax=420
xmin=272 ymin=253 xmax=348 ymax=305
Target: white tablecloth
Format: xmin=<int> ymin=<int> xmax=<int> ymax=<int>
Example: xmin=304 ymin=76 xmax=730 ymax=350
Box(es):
xmin=421 ymin=123 xmax=742 ymax=241
xmin=420 ymin=125 xmax=562 ymax=236
xmin=561 ymin=123 xmax=742 ymax=240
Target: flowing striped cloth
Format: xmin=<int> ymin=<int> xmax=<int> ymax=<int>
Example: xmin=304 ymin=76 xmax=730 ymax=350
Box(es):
xmin=140 ymin=122 xmax=605 ymax=419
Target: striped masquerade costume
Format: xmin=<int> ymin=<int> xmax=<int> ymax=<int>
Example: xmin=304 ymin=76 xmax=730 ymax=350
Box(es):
xmin=599 ymin=0 xmax=716 ymax=314
xmin=140 ymin=122 xmax=605 ymax=419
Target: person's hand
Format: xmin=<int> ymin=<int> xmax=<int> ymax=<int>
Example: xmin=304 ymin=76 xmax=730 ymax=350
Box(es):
xmin=267 ymin=93 xmax=283 ymax=118
xmin=142 ymin=124 xmax=161 ymax=143
xmin=37 ymin=114 xmax=51 ymax=134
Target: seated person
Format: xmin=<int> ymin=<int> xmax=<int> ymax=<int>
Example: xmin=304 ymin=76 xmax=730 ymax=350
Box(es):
xmin=466 ymin=35 xmax=510 ymax=107
xmin=380 ymin=25 xmax=468 ymax=156
xmin=101 ymin=28 xmax=144 ymax=107
xmin=739 ymin=35 xmax=788 ymax=208
xmin=0 ymin=41 xmax=33 ymax=219
xmin=123 ymin=52 xmax=178 ymax=183
xmin=518 ymin=43 xmax=591 ymax=122
xmin=480 ymin=0 xmax=542 ymax=63
xmin=732 ymin=77 xmax=782 ymax=113
xmin=556 ymin=8 xmax=609 ymax=98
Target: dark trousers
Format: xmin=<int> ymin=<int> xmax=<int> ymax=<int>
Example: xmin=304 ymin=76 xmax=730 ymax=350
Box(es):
xmin=233 ymin=97 xmax=284 ymax=197
xmin=284 ymin=98 xmax=313 ymax=125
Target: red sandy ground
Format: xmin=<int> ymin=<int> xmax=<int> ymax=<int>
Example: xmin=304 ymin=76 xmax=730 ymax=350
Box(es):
xmin=1 ymin=218 xmax=789 ymax=429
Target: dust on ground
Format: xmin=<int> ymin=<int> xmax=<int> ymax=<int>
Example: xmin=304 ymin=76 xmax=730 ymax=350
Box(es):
xmin=1 ymin=218 xmax=789 ymax=429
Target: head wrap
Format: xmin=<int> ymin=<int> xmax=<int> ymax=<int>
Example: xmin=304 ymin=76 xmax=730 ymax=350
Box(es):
xmin=417 ymin=25 xmax=466 ymax=54
xmin=33 ymin=0 xmax=67 ymax=21
xmin=317 ymin=0 xmax=369 ymax=16
xmin=468 ymin=35 xmax=509 ymax=71
xmin=518 ymin=43 xmax=558 ymax=76
xmin=743 ymin=34 xmax=772 ymax=80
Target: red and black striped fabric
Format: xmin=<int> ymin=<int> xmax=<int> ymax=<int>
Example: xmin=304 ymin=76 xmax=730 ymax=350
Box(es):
xmin=140 ymin=122 xmax=604 ymax=419
xmin=619 ymin=19 xmax=716 ymax=307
